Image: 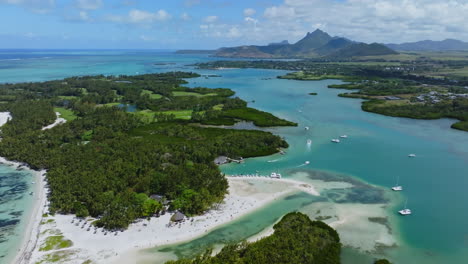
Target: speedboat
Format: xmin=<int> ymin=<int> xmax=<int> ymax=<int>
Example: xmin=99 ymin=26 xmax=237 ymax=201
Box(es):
xmin=331 ymin=139 xmax=340 ymax=143
xmin=399 ymin=209 xmax=412 ymax=215
xmin=305 ymin=161 xmax=310 ymax=165
xmin=340 ymin=135 xmax=348 ymax=138
xmin=307 ymin=139 xmax=312 ymax=145
xmin=270 ymin=172 xmax=281 ymax=179
xmin=305 ymin=126 xmax=310 ymax=130
xmin=391 ymin=186 xmax=403 ymax=191
xmin=408 ymin=154 xmax=416 ymax=157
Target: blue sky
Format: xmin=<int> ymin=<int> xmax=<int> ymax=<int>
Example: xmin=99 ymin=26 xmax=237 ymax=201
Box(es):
xmin=1 ymin=0 xmax=467 ymax=49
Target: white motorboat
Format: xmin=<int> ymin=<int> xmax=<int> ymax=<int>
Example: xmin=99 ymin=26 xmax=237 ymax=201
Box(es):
xmin=408 ymin=154 xmax=416 ymax=157
xmin=331 ymin=139 xmax=340 ymax=143
xmin=340 ymin=135 xmax=348 ymax=138
xmin=270 ymin=172 xmax=281 ymax=179
xmin=305 ymin=126 xmax=310 ymax=130
xmin=399 ymin=208 xmax=412 ymax=215
xmin=305 ymin=161 xmax=310 ymax=165
xmin=307 ymin=139 xmax=312 ymax=145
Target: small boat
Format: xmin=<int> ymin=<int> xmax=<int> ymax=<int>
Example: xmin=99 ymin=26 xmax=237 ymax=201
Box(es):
xmin=398 ymin=199 xmax=412 ymax=215
xmin=391 ymin=176 xmax=403 ymax=191
xmin=408 ymin=154 xmax=416 ymax=157
xmin=270 ymin=172 xmax=281 ymax=179
xmin=340 ymin=135 xmax=348 ymax=138
xmin=331 ymin=139 xmax=340 ymax=143
xmin=307 ymin=139 xmax=312 ymax=145
xmin=305 ymin=126 xmax=309 ymax=130
xmin=305 ymin=161 xmax=310 ymax=165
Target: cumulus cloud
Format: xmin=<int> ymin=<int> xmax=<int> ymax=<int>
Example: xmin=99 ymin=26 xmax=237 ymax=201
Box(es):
xmin=106 ymin=9 xmax=172 ymax=24
xmin=204 ymin=15 xmax=218 ymax=23
xmin=258 ymin=0 xmax=468 ymax=43
xmin=75 ymin=0 xmax=102 ymax=10
xmin=243 ymin=8 xmax=256 ymax=17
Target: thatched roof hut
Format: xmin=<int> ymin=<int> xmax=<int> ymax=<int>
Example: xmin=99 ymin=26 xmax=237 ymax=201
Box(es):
xmin=171 ymin=211 xmax=186 ymax=222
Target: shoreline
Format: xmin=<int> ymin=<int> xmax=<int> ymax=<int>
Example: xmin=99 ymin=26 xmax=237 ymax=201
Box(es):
xmin=27 ymin=176 xmax=319 ymax=264
xmin=0 ymin=157 xmax=47 ymax=264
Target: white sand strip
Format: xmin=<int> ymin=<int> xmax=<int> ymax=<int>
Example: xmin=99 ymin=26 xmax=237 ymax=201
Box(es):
xmin=12 ymin=170 xmax=47 ymax=264
xmin=28 ymin=177 xmax=319 ymax=264
xmin=41 ymin=112 xmax=66 ymax=130
xmin=0 ymin=111 xmax=12 ymax=127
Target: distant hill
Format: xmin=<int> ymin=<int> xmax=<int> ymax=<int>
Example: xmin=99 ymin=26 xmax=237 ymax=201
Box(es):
xmin=328 ymin=43 xmax=398 ymax=58
xmin=211 ymin=29 xmax=397 ymax=59
xmin=386 ymin=39 xmax=468 ymax=51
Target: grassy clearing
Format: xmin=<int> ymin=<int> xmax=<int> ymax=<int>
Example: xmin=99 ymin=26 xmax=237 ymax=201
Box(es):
xmin=212 ymin=104 xmax=224 ymax=111
xmin=141 ymin=89 xmax=163 ymax=99
xmin=39 ymin=235 xmax=73 ymax=251
xmin=157 ymin=110 xmax=193 ymax=119
xmin=57 ymin=96 xmax=78 ymax=100
xmin=54 ymin=107 xmax=77 ymax=121
xmin=36 ymin=250 xmax=76 ymax=264
xmin=131 ymin=109 xmax=193 ymax=122
xmin=103 ymin=102 xmax=120 ymax=107
xmin=172 ymin=91 xmax=216 ymax=97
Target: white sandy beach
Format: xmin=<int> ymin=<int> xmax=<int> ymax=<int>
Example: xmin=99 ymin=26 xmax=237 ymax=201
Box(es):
xmin=0 ymin=112 xmax=11 ymax=127
xmin=41 ymin=112 xmax=66 ymax=130
xmin=24 ymin=176 xmax=318 ymax=264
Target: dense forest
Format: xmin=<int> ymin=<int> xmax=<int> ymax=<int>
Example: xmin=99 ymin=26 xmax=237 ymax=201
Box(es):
xmin=0 ymin=72 xmax=293 ymax=229
xmin=166 ymin=212 xmax=342 ymax=264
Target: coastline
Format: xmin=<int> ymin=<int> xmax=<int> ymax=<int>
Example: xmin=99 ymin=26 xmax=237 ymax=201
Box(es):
xmin=27 ymin=176 xmax=319 ymax=264
xmin=0 ymin=157 xmax=47 ymax=264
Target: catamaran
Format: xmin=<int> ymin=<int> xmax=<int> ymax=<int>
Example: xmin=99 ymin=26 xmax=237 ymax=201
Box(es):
xmin=391 ymin=176 xmax=403 ymax=191
xmin=398 ymin=199 xmax=412 ymax=215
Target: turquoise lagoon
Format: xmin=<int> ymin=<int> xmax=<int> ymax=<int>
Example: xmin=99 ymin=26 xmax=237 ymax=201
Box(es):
xmin=0 ymin=50 xmax=467 ymax=264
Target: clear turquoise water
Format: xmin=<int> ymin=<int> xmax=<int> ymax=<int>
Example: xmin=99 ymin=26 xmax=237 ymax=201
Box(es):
xmin=0 ymin=164 xmax=36 ymax=264
xmin=0 ymin=50 xmax=467 ymax=264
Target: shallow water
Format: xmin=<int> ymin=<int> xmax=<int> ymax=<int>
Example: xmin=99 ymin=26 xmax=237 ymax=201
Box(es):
xmin=0 ymin=164 xmax=35 ymax=264
xmin=0 ymin=50 xmax=467 ymax=263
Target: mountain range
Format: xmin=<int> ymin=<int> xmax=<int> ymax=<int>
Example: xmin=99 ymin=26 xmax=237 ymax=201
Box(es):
xmin=212 ymin=29 xmax=397 ymax=59
xmin=385 ymin=39 xmax=468 ymax=51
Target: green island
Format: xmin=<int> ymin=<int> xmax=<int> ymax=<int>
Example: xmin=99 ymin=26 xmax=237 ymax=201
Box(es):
xmin=0 ymin=72 xmax=294 ymax=229
xmin=196 ymin=53 xmax=468 ymax=131
xmin=166 ymin=212 xmax=391 ymax=264
xmin=166 ymin=212 xmax=341 ymax=264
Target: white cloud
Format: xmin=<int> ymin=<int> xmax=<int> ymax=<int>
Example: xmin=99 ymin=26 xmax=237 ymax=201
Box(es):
xmin=243 ymin=8 xmax=256 ymax=17
xmin=256 ymin=0 xmax=468 ymax=43
xmin=204 ymin=15 xmax=218 ymax=23
xmin=0 ymin=0 xmax=55 ymax=13
xmin=79 ymin=11 xmax=90 ymax=21
xmin=75 ymin=0 xmax=102 ymax=10
xmin=181 ymin=12 xmax=191 ymax=21
xmin=106 ymin=9 xmax=172 ymax=24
